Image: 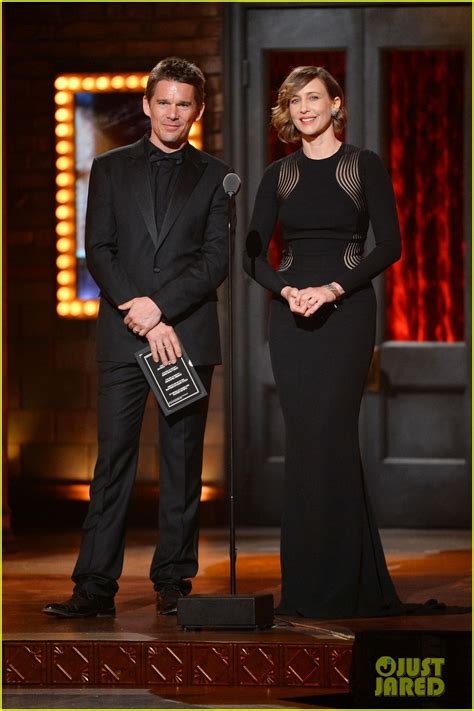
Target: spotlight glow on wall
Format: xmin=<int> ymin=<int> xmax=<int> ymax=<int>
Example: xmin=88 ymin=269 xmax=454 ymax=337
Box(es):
xmin=55 ymin=73 xmax=203 ymax=319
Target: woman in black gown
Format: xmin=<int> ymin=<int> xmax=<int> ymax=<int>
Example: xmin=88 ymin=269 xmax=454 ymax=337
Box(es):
xmin=243 ymin=66 xmax=406 ymax=619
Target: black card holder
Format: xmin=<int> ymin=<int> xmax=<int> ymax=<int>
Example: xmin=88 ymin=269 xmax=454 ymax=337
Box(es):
xmin=135 ymin=344 xmax=207 ymax=416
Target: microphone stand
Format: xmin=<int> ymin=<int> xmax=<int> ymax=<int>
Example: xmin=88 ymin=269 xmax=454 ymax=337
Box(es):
xmin=227 ymin=187 xmax=237 ymax=595
xmin=176 ymin=174 xmax=273 ymax=630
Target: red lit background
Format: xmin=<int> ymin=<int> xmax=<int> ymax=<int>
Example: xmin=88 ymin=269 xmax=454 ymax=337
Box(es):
xmin=385 ymin=49 xmax=465 ymax=342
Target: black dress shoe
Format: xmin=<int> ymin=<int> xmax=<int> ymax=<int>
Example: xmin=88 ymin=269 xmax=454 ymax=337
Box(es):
xmin=42 ymin=591 xmax=116 ymax=618
xmin=156 ymin=584 xmax=186 ymax=615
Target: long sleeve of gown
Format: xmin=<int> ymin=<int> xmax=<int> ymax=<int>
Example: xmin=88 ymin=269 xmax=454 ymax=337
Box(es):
xmin=334 ymin=150 xmax=402 ymax=294
xmin=243 ymin=164 xmax=288 ymax=295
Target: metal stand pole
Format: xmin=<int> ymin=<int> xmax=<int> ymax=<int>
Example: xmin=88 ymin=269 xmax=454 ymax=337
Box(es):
xmin=227 ymin=194 xmax=237 ymax=595
xmin=176 ymin=174 xmax=274 ymax=630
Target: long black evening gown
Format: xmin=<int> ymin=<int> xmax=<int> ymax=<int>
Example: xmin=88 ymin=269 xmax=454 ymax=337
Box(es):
xmin=244 ymin=143 xmax=407 ymax=618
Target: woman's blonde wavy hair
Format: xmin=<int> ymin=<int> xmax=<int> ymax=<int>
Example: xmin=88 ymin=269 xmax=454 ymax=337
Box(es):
xmin=272 ymin=66 xmax=347 ymax=144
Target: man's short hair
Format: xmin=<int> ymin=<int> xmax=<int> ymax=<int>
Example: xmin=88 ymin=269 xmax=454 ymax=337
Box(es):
xmin=145 ymin=57 xmax=205 ymax=107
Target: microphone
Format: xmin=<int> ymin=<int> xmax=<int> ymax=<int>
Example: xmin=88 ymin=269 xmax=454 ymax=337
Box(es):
xmin=223 ymin=172 xmax=241 ymax=197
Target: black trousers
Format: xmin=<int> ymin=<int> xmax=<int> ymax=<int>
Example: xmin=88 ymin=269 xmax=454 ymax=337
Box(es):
xmin=71 ymin=360 xmax=213 ymax=598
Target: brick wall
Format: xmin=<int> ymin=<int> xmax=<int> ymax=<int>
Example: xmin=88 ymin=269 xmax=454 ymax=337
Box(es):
xmin=5 ymin=2 xmax=226 ymax=526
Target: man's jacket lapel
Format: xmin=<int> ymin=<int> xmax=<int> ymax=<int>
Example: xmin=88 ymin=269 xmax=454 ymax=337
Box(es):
xmin=155 ymin=145 xmax=207 ymax=253
xmin=129 ymin=137 xmax=159 ymax=248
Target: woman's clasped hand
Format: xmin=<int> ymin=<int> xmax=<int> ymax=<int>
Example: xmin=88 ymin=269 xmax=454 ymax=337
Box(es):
xmin=281 ymin=284 xmax=343 ymax=316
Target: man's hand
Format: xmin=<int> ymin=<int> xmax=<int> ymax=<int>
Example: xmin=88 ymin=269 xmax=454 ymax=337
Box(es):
xmin=146 ymin=323 xmax=182 ymax=364
xmin=118 ymin=297 xmax=162 ymax=336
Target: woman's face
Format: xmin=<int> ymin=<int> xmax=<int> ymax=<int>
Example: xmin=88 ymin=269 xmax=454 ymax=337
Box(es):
xmin=288 ymin=77 xmax=340 ymax=138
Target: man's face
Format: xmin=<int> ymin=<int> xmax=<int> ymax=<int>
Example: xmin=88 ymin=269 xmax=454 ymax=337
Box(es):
xmin=143 ymin=79 xmax=204 ymax=151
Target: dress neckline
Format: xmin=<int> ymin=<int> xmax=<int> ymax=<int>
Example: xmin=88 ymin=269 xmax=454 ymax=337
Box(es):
xmin=300 ymin=143 xmax=345 ymax=162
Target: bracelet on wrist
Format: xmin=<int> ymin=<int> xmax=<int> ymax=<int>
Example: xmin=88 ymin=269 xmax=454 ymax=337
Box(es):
xmin=323 ymin=283 xmax=343 ymax=299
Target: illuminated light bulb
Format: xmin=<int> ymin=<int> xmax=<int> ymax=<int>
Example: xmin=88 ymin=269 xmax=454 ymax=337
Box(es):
xmin=57 ymin=302 xmax=70 ymax=316
xmin=111 ymin=76 xmax=125 ymax=89
xmin=83 ymin=300 xmax=98 ymax=316
xmin=96 ymin=76 xmax=110 ymax=90
xmin=56 ymin=156 xmax=73 ymax=171
xmin=56 ymin=254 xmax=73 ymax=269
xmin=67 ymin=77 xmax=81 ymax=91
xmin=55 ymin=123 xmax=72 ymax=138
xmin=125 ymin=75 xmax=140 ymax=89
xmin=57 ymin=237 xmax=73 ymax=253
xmin=57 ymin=269 xmax=74 ymax=286
xmin=55 ymin=108 xmax=72 ymax=122
xmin=81 ymin=77 xmax=96 ymax=91
xmin=83 ymin=77 xmax=96 ymax=91
xmin=56 ymin=188 xmax=73 ymax=203
xmin=55 ymin=76 xmax=69 ymax=90
xmin=55 ymin=91 xmax=71 ymax=106
xmin=56 ymin=172 xmax=73 ymax=187
xmin=70 ymin=301 xmax=82 ymax=316
xmin=56 ymin=221 xmax=73 ymax=236
xmin=140 ymin=76 xmax=148 ymax=88
xmin=57 ymin=286 xmax=74 ymax=301
xmin=55 ymin=205 xmax=72 ymax=220
xmin=56 ymin=140 xmax=73 ymax=155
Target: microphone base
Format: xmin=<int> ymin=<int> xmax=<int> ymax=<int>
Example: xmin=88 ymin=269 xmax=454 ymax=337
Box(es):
xmin=177 ymin=593 xmax=274 ymax=630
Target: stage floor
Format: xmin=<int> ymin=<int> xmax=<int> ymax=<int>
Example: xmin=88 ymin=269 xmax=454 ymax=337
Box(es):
xmin=3 ymin=527 xmax=471 ymax=708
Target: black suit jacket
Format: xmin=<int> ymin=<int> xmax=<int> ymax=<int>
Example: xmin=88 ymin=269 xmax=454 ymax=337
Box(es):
xmin=85 ymin=136 xmax=230 ymax=365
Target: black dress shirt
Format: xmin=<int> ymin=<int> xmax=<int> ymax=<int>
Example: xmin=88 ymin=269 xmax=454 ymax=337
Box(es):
xmin=146 ymin=139 xmax=186 ymax=236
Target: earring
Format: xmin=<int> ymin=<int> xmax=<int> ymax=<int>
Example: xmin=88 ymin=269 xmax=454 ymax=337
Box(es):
xmin=331 ymin=108 xmax=338 ymax=118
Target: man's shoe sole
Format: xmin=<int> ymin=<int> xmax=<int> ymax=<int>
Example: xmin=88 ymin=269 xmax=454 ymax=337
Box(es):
xmin=42 ymin=605 xmax=116 ymax=618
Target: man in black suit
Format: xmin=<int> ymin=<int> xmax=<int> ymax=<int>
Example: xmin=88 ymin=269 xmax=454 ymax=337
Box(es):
xmin=43 ymin=57 xmax=230 ymax=617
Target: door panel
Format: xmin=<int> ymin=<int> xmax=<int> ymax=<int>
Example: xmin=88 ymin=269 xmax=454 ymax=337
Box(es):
xmin=225 ymin=3 xmax=470 ymax=526
xmin=362 ymin=6 xmax=470 ymax=526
